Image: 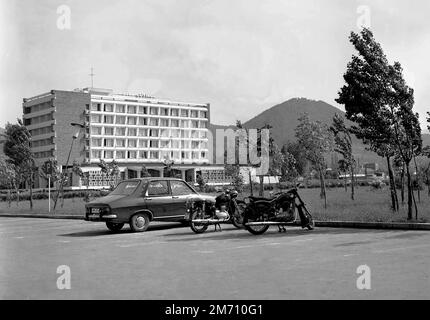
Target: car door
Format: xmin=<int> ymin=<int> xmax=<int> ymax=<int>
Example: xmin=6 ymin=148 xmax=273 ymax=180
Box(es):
xmin=145 ymin=180 xmax=172 ymax=219
xmin=169 ymin=180 xmax=199 ymax=219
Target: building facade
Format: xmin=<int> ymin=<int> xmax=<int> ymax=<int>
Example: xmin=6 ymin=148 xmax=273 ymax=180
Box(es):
xmin=23 ymin=88 xmax=231 ymax=189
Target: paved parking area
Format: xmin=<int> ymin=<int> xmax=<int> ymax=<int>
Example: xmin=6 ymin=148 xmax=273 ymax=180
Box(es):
xmin=0 ymin=217 xmax=429 ymax=299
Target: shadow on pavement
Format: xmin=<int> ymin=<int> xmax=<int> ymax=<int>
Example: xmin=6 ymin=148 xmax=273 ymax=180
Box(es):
xmin=58 ymin=222 xmax=185 ymax=237
xmin=161 ymin=226 xmax=393 ymax=242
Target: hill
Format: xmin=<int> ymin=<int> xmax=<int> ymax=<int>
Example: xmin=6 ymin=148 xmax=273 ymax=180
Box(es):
xmin=211 ymin=98 xmax=430 ymax=170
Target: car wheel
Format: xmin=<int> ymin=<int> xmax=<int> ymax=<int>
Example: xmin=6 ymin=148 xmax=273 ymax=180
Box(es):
xmin=130 ymin=213 xmax=150 ymax=232
xmin=105 ymin=222 xmax=124 ymax=232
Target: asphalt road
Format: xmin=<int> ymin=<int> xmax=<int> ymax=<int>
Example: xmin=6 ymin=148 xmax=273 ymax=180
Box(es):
xmin=0 ymin=217 xmax=429 ymax=299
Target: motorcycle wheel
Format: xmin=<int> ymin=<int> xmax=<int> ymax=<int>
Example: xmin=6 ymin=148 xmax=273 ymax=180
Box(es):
xmin=190 ymin=208 xmax=209 ymax=234
xmin=243 ymin=209 xmax=270 ymax=235
xmin=231 ymin=201 xmax=246 ymax=229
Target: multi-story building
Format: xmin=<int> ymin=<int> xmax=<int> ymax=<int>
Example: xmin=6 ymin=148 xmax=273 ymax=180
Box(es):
xmin=23 ymin=88 xmax=231 ymax=189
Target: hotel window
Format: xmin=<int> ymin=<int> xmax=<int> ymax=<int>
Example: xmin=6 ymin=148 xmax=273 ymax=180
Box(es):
xmin=150 ymin=107 xmax=158 ymax=115
xmin=160 ymin=140 xmax=169 ymax=148
xmin=200 ymin=131 xmax=207 ymax=138
xmin=181 ymin=141 xmax=190 ymax=149
xmin=160 ymin=129 xmax=169 ymax=137
xmin=200 ymin=111 xmax=207 ymax=118
xmin=128 ymin=151 xmax=137 ymax=159
xmin=160 ymin=119 xmax=169 ymax=127
xmin=201 ymin=141 xmax=208 ymax=149
xmin=149 ymin=151 xmax=159 ymax=159
xmin=192 ymin=151 xmax=199 ymax=159
xmin=200 ymin=121 xmax=207 ymax=128
xmin=104 ymin=104 xmax=114 ymax=112
xmin=171 ymin=140 xmax=179 ymax=149
xmin=171 ymin=119 xmax=179 ymax=127
xmin=170 ymin=109 xmax=179 ymax=117
xmin=128 ymin=139 xmax=137 ymax=148
xmin=116 ymin=151 xmax=125 ymax=159
xmin=104 ymin=150 xmax=114 ymax=158
xmin=138 ymin=117 xmax=147 ymax=125
xmin=181 ymin=130 xmax=190 ymax=138
xmin=191 ymin=120 xmax=199 ymax=128
xmin=190 ymin=110 xmax=199 ymax=118
xmin=138 ymin=106 xmax=147 ymax=114
xmin=190 ymin=130 xmax=199 ymax=139
xmin=149 ymin=140 xmax=159 ymax=148
xmin=191 ymin=141 xmax=199 ymax=149
xmin=104 ymin=127 xmax=114 ymax=135
xmin=149 ymin=118 xmax=158 ymax=126
xmin=138 ymin=140 xmax=148 ymax=148
xmin=180 ymin=120 xmax=189 ymax=128
xmin=139 ymin=151 xmax=148 ymax=159
xmin=91 ymin=126 xmax=102 ymax=135
xmin=104 ymin=139 xmax=114 ymax=147
xmin=104 ymin=115 xmax=114 ymax=124
xmin=170 ymin=129 xmax=180 ymax=138
xmin=116 ymin=104 xmax=125 ymax=113
xmin=160 ymin=108 xmax=169 ymax=116
xmin=116 ymin=139 xmax=125 ymax=147
xmin=128 ymin=128 xmax=137 ymax=136
xmin=127 ymin=105 xmax=137 ymax=114
xmin=91 ymin=115 xmax=102 ymax=123
xmin=92 ymin=150 xmax=102 ymax=158
xmin=201 ymin=152 xmax=207 ymax=159
xmin=91 ymin=138 xmax=102 ymax=147
xmin=127 ymin=117 xmax=137 ymax=125
xmin=115 ymin=127 xmax=126 ymax=136
xmin=138 ymin=128 xmax=148 ymax=136
xmin=181 ymin=109 xmax=189 ymax=117
xmin=149 ymin=129 xmax=159 ymax=137
xmin=116 ymin=116 xmax=126 ymax=124
xmin=91 ymin=103 xmax=101 ymax=111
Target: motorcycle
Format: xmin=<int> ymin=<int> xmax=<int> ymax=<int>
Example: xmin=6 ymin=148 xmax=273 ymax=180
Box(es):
xmin=242 ymin=187 xmax=315 ymax=235
xmin=186 ymin=189 xmax=247 ymax=233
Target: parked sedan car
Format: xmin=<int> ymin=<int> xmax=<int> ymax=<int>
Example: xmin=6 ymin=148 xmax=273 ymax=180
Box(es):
xmin=85 ymin=178 xmax=215 ymax=232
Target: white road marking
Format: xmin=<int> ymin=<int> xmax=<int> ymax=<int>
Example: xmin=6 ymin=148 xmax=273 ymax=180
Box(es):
xmin=14 ymin=236 xmax=24 ymax=239
xmin=343 ymin=254 xmax=358 ymax=257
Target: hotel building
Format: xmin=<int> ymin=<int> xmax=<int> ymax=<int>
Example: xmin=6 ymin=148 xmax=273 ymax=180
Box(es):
xmin=23 ymin=88 xmax=232 ymax=189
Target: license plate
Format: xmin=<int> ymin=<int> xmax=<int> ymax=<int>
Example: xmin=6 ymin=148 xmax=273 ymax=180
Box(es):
xmin=91 ymin=208 xmax=100 ymax=214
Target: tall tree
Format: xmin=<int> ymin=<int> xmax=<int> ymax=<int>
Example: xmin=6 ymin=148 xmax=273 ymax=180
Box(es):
xmin=330 ymin=114 xmax=356 ymax=200
xmin=3 ymin=119 xmax=36 ymax=209
xmin=337 ymin=28 xmax=421 ymax=219
xmin=295 ymin=113 xmax=334 ymax=208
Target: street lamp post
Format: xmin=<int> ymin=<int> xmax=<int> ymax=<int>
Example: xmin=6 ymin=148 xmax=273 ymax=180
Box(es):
xmin=53 ymin=122 xmax=85 ymax=210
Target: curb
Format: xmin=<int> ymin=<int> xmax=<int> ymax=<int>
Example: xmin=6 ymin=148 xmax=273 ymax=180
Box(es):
xmin=0 ymin=214 xmax=84 ymax=220
xmin=315 ymin=221 xmax=430 ymax=231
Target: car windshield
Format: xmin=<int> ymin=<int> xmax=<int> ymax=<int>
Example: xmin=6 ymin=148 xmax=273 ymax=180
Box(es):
xmin=110 ymin=181 xmax=140 ymax=195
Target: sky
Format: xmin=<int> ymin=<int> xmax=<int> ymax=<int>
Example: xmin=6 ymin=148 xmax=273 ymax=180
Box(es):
xmin=1 ymin=0 xmax=430 ymax=130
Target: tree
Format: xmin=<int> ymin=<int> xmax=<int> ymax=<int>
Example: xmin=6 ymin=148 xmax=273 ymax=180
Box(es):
xmin=3 ymin=119 xmax=36 ymax=209
xmin=282 ymin=142 xmax=308 ymax=177
xmin=72 ymin=161 xmax=90 ymax=202
xmin=141 ymin=164 xmax=151 ymax=178
xmin=0 ymin=158 xmax=17 ymax=207
xmin=98 ymin=159 xmax=109 ymax=188
xmin=295 ymin=113 xmax=334 ymax=208
xmin=337 ymin=159 xmax=349 ymax=192
xmin=225 ymin=164 xmax=244 ymax=193
xmin=330 ymin=114 xmax=356 ymax=200
xmin=336 ymin=28 xmax=414 ymax=215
